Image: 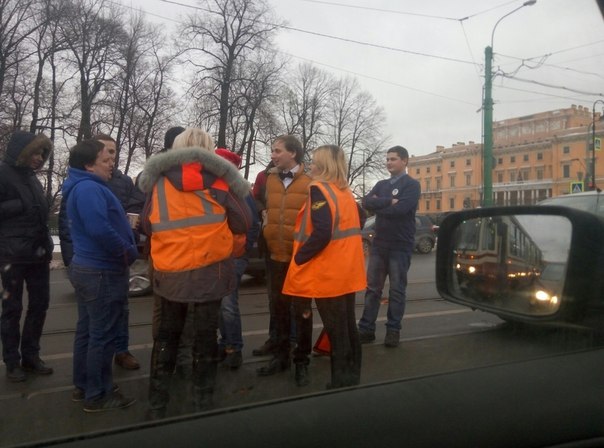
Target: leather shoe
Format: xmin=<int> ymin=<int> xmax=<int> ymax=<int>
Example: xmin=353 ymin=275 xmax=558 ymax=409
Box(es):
xmin=252 ymin=340 xmax=276 ymax=357
xmin=295 ymin=364 xmax=310 ymax=387
xmin=256 ymin=357 xmax=289 ymax=376
xmin=21 ymin=358 xmax=53 ymax=375
xmin=6 ymin=365 xmax=26 ymax=382
xmin=114 ymin=352 xmax=140 ymax=370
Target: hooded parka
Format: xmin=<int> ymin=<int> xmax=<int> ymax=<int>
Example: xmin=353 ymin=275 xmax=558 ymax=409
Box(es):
xmin=0 ymin=132 xmax=53 ymax=264
xmin=139 ymin=147 xmax=252 ymax=303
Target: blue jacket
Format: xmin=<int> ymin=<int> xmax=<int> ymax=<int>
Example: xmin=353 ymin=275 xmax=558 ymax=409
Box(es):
xmin=62 ymin=167 xmax=138 ymax=270
xmin=362 ymin=173 xmax=421 ymax=252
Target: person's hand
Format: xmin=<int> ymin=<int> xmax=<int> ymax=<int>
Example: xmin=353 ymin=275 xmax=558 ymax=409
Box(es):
xmin=391 ymin=198 xmax=398 ymax=205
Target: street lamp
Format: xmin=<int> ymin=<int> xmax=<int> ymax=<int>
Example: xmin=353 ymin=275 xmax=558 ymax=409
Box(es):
xmin=482 ymin=0 xmax=536 ymax=206
xmin=592 ymin=99 xmax=604 ymax=190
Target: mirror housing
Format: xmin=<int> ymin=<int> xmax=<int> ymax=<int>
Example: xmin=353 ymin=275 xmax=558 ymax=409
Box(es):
xmin=436 ymin=206 xmax=604 ymax=327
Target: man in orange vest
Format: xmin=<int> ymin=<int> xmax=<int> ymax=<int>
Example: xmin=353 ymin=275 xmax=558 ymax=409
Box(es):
xmin=256 ymin=135 xmax=313 ymax=387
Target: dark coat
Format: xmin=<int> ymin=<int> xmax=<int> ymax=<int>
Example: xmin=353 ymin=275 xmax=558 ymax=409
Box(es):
xmin=107 ymin=168 xmax=146 ymax=214
xmin=0 ymin=131 xmax=53 ymax=264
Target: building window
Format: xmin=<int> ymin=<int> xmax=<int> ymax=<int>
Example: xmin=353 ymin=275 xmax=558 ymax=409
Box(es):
xmin=425 ymin=179 xmax=431 ymax=191
xmin=563 ymin=146 xmax=570 ymax=154
xmin=437 ymin=165 xmax=441 ymax=172
xmin=416 ymin=168 xmax=420 ymax=175
xmin=426 ymin=167 xmax=431 ymax=174
xmin=436 ymin=178 xmax=442 ymax=190
xmin=450 ymin=160 xmax=455 ymax=168
xmin=537 ymin=152 xmax=543 ymax=160
xmin=426 ymin=200 xmax=430 ymax=211
xmin=523 ymin=154 xmax=529 ymax=162
xmin=510 ymin=171 xmax=516 ymax=182
xmin=537 ymin=168 xmax=543 ymax=180
xmin=497 ymin=172 xmax=503 ymax=183
xmin=436 ymin=199 xmax=441 ymax=210
xmin=449 ymin=198 xmax=455 ymax=209
xmin=510 ymin=156 xmax=516 ymax=163
xmin=466 ymin=159 xmax=471 ymax=166
xmin=465 ymin=174 xmax=471 ymax=186
xmin=563 ymin=165 xmax=570 ymax=178
xmin=449 ymin=174 xmax=456 ymax=187
xmin=498 ymin=157 xmax=503 ymax=165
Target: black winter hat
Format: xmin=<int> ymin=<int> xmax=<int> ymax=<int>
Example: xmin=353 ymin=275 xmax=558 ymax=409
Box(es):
xmin=163 ymin=126 xmax=186 ymax=151
xmin=6 ymin=131 xmax=36 ymax=160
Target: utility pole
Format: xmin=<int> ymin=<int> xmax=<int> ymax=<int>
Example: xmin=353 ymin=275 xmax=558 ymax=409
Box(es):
xmin=482 ymin=0 xmax=536 ymax=207
xmin=592 ymin=99 xmax=604 ymax=190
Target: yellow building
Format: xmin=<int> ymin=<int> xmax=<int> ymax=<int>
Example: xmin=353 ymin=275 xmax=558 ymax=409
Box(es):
xmin=411 ymin=105 xmax=603 ymax=215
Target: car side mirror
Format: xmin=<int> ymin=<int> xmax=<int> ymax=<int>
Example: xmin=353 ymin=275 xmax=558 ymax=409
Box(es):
xmin=435 ymin=206 xmax=604 ymax=326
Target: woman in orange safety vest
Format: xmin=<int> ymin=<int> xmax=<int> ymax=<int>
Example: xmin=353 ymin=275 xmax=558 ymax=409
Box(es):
xmin=283 ymin=145 xmax=366 ymax=389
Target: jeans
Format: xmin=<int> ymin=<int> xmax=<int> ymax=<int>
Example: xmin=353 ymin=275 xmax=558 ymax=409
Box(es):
xmin=358 ymin=245 xmax=412 ymax=333
xmin=69 ymin=264 xmax=128 ymax=402
xmin=315 ymin=293 xmax=361 ymax=388
xmin=149 ymin=298 xmax=221 ymax=410
xmin=219 ymin=257 xmax=248 ymax=352
xmin=270 ymin=260 xmax=312 ymax=365
xmin=1 ymin=263 xmax=50 ymax=367
xmin=115 ymin=299 xmax=130 ymax=354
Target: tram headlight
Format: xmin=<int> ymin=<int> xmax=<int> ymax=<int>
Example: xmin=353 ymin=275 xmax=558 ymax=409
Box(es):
xmin=535 ymin=289 xmax=558 ymax=305
xmin=468 ymin=266 xmax=476 ymax=274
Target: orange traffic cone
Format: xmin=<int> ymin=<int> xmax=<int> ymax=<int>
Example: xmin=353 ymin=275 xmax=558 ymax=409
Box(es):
xmin=313 ymin=328 xmax=331 ymax=356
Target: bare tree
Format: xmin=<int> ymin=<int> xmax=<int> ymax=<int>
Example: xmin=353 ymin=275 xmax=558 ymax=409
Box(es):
xmin=279 ymin=63 xmax=334 ymax=158
xmin=0 ymin=0 xmax=40 ymax=107
xmin=182 ymin=0 xmax=281 ymax=148
xmin=57 ymin=0 xmax=126 ymax=141
xmin=324 ymin=77 xmax=388 ymax=196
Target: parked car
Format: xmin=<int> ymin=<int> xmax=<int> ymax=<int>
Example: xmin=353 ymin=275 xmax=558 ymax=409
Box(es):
xmin=538 ymin=190 xmax=604 ymax=217
xmin=361 ymin=214 xmax=438 ymax=254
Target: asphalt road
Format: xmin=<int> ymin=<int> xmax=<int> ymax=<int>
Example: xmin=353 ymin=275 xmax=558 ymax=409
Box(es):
xmin=1 ymin=250 xmax=601 ymax=446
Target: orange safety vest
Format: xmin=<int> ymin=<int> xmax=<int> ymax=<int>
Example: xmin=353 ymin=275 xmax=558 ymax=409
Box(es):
xmin=149 ymin=165 xmax=233 ymax=272
xmin=283 ymin=181 xmax=366 ymax=298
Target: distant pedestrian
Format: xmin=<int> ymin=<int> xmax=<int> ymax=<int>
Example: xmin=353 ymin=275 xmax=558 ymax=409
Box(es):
xmin=0 ymin=130 xmax=54 ymax=382
xmin=215 ymin=148 xmax=260 ymax=369
xmin=64 ymin=139 xmax=138 ymax=412
xmin=283 ymin=145 xmax=366 ymax=388
xmin=357 ymin=146 xmax=420 ymax=347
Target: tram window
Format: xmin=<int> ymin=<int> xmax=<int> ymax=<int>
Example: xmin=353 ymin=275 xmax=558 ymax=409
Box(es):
xmin=480 ymin=219 xmax=497 ymax=251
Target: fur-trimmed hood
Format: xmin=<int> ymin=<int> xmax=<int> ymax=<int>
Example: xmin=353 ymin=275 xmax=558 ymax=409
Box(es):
xmin=138 ymin=146 xmax=250 ymax=199
xmin=4 ymin=131 xmax=52 ymax=169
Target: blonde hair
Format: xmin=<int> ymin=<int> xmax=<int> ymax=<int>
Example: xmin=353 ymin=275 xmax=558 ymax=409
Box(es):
xmin=172 ymin=128 xmax=215 ymax=151
xmin=311 ymin=145 xmax=349 ymax=189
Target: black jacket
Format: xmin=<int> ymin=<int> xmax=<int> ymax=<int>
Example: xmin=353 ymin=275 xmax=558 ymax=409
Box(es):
xmin=0 ymin=132 xmax=53 ymax=264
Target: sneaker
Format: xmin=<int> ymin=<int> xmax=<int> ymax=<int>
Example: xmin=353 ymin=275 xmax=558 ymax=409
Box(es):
xmin=21 ymin=358 xmax=53 ymax=375
xmin=358 ymin=331 xmax=376 ymax=344
xmin=83 ymin=391 xmax=136 ymax=413
xmin=222 ymin=351 xmax=242 ymax=369
xmin=114 ymin=352 xmax=140 ymax=370
xmin=384 ymin=330 xmax=400 ymax=348
xmin=72 ymin=384 xmax=119 ymax=402
xmin=6 ymin=365 xmax=26 ymax=382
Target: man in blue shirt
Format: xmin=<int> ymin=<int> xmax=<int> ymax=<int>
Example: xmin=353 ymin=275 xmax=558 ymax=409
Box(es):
xmin=358 ymin=146 xmax=421 ymax=348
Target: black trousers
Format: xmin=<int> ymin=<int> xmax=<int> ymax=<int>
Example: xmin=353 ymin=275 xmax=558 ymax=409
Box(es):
xmin=270 ymin=259 xmax=312 ymax=365
xmin=315 ymin=293 xmax=362 ymax=388
xmin=1 ymin=262 xmax=50 ymax=367
xmin=149 ymin=298 xmax=220 ymax=410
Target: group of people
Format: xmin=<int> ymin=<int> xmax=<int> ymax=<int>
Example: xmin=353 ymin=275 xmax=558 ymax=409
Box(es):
xmin=0 ymin=126 xmax=420 ymax=416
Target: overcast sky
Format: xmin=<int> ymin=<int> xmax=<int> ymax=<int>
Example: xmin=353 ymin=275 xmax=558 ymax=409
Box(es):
xmin=119 ymin=0 xmax=604 ymax=158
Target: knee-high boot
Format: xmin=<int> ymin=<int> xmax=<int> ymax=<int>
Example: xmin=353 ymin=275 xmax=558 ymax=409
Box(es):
xmin=149 ymin=340 xmax=177 ymax=410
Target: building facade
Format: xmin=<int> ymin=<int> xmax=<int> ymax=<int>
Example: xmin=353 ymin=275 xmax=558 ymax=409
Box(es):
xmin=410 ymin=105 xmax=603 ymax=215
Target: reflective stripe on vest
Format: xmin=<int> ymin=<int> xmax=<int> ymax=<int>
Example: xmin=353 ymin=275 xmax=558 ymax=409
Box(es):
xmin=294 ymin=182 xmax=361 ymax=243
xmin=151 ymin=178 xmax=226 ymax=232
